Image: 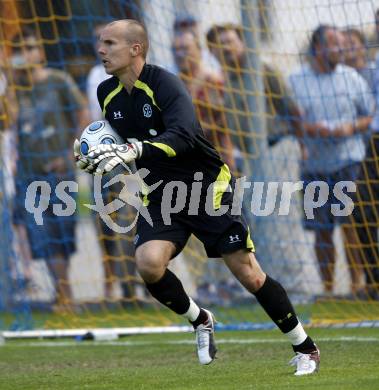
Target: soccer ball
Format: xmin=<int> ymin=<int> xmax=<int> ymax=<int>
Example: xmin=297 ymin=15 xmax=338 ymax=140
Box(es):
xmin=80 ymin=120 xmax=124 ymax=157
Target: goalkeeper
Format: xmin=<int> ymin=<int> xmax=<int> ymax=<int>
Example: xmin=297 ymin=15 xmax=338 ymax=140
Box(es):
xmin=74 ymin=19 xmax=320 ymax=375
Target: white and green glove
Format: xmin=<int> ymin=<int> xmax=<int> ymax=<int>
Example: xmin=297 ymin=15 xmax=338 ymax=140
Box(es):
xmin=88 ymin=142 xmax=142 ymax=174
xmin=73 ymin=139 xmax=97 ymax=174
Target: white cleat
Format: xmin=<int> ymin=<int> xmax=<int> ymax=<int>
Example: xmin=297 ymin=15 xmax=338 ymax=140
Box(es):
xmin=195 ymin=309 xmax=217 ymax=365
xmin=289 ymin=347 xmax=320 ymax=376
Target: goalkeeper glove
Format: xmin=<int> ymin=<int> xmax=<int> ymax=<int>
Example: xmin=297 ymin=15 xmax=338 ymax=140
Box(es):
xmin=88 ymin=142 xmax=142 ymax=174
xmin=73 ymin=139 xmax=97 ymax=174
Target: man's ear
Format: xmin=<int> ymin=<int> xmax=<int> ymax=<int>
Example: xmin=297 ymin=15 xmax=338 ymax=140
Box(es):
xmin=130 ymin=44 xmax=140 ymax=57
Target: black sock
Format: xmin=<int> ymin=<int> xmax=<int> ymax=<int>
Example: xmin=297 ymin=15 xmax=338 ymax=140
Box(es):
xmin=190 ymin=309 xmax=209 ymax=328
xmin=145 ymin=269 xmax=190 ymax=315
xmin=254 ymin=275 xmax=299 ymax=333
xmin=293 ymin=336 xmax=317 ymax=353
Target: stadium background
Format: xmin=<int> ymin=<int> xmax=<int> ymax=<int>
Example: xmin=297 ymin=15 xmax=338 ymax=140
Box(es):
xmin=0 ymin=0 xmax=379 ymax=335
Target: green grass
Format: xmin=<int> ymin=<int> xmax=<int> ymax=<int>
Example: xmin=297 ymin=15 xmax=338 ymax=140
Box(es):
xmin=3 ymin=300 xmax=379 ymax=331
xmin=0 ymin=328 xmax=378 ymax=390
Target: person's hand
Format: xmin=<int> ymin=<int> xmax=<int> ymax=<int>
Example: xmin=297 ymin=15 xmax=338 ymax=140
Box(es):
xmin=44 ymin=156 xmax=66 ymax=173
xmin=88 ymin=142 xmax=142 ymax=174
xmin=333 ymin=123 xmax=355 ymax=137
xmin=302 ymin=122 xmax=331 ymax=138
xmin=73 ymin=139 xmax=97 ymax=174
xmin=314 ymin=122 xmax=331 ymax=138
xmin=299 ymin=143 xmax=308 ymax=160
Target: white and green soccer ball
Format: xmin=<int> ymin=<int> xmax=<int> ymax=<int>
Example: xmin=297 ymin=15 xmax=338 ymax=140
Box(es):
xmin=80 ymin=120 xmax=124 ymax=157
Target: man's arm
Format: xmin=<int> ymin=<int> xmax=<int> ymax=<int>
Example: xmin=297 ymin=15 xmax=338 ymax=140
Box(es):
xmin=49 ymin=71 xmax=89 ymax=173
xmin=264 ymin=66 xmax=305 ymax=140
xmin=333 ymin=116 xmax=373 ymax=137
xmin=62 ymin=72 xmax=90 ymax=137
xmin=86 ymin=71 xmax=202 ymax=173
xmin=299 ymin=122 xmax=331 ymax=138
xmin=195 ymin=73 xmax=236 ymax=171
xmin=333 ymin=71 xmax=375 ymax=137
xmin=138 ymin=71 xmax=200 ymax=161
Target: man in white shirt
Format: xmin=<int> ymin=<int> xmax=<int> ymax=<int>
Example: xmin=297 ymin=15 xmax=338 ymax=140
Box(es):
xmin=289 ymin=25 xmax=374 ymax=296
xmin=86 ymin=23 xmax=136 ymax=302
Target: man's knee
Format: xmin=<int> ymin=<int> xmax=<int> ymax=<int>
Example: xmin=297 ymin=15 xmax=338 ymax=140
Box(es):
xmin=223 ymin=250 xmax=266 ymax=292
xmin=316 ymin=229 xmax=333 ymax=243
xmin=135 ymin=241 xmax=174 ymax=283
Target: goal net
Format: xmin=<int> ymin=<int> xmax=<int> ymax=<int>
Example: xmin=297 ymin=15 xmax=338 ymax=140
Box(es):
xmin=1 ymin=0 xmax=379 ymax=336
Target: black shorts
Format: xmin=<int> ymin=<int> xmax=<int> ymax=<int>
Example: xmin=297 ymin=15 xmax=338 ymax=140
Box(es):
xmin=301 ymin=163 xmax=361 ymax=231
xmin=134 ymin=202 xmax=255 ymax=259
xmin=13 ymin=173 xmax=76 ymax=260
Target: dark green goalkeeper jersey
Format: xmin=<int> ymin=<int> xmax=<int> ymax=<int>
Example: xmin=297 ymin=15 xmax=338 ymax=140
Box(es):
xmin=97 ymin=63 xmax=231 ymax=206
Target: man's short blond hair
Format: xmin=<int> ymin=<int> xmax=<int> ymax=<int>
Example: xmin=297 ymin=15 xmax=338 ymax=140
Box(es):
xmin=109 ymin=19 xmax=149 ymax=59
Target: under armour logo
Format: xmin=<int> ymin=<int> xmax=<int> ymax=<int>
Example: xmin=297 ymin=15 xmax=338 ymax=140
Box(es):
xmin=143 ymin=103 xmax=152 ymax=118
xmin=277 ymin=313 xmax=293 ymax=324
xmin=114 ymin=111 xmax=123 ymax=119
xmin=229 ymin=234 xmax=241 ymax=243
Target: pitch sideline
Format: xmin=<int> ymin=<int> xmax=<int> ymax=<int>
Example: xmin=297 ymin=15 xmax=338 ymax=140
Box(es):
xmin=5 ymin=336 xmax=379 ymax=348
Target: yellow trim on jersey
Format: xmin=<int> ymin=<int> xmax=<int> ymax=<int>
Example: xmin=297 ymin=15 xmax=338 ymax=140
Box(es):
xmin=142 ymin=194 xmax=150 ymax=207
xmin=140 ymin=181 xmax=150 ymax=206
xmin=102 ymin=81 xmax=123 ymax=116
xmin=246 ymin=227 xmax=255 ymax=252
xmin=144 ymin=141 xmax=176 ymax=157
xmin=134 ymin=80 xmax=161 ymax=110
xmin=213 ymin=164 xmax=231 ymax=210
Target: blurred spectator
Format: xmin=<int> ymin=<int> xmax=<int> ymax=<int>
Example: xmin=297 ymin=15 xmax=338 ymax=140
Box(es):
xmin=11 ymin=27 xmax=89 ymax=310
xmin=289 ymin=25 xmax=375 ymax=296
xmin=172 ymin=29 xmax=238 ymax=304
xmin=86 ymin=23 xmax=137 ymax=303
xmin=168 ymin=13 xmax=220 ymax=75
xmin=172 ymin=30 xmax=235 ymax=170
xmin=365 ymin=8 xmax=379 ymax=61
xmin=343 ymin=28 xmax=376 ymax=92
xmin=348 ymin=27 xmax=379 ymax=300
xmin=206 ymin=23 xmax=303 ymax=173
xmin=206 ymin=23 xmax=304 ymax=288
xmin=86 ymin=23 xmax=111 ymax=121
xmin=0 ymin=47 xmax=32 ymax=298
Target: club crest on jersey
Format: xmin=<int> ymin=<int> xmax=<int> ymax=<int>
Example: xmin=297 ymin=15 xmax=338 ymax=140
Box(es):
xmin=143 ymin=103 xmax=152 ymax=118
xmin=113 ymin=111 xmax=123 ymax=119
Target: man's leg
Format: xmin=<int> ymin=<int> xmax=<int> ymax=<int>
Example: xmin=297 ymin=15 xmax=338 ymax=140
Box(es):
xmin=136 ymin=240 xmax=217 ymax=365
xmin=223 ymin=249 xmax=320 ymax=376
xmin=315 ymin=229 xmax=335 ymax=294
xmin=46 ymin=254 xmax=72 ymax=308
xmin=341 ymin=224 xmax=365 ymax=295
xmin=357 ymin=224 xmax=379 ymax=298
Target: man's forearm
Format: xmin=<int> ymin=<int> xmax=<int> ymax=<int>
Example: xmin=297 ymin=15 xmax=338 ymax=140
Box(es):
xmin=77 ymin=108 xmax=90 ymax=136
xmin=353 ymin=116 xmax=373 ymax=133
xmin=300 ymin=122 xmax=329 ymax=138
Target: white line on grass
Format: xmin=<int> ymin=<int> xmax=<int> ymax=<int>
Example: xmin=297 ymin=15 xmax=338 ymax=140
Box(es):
xmin=6 ymin=336 xmax=379 ymax=348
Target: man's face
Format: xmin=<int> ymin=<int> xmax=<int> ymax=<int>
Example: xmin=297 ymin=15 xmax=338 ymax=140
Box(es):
xmin=24 ymin=36 xmax=44 ymax=65
xmin=98 ymin=24 xmax=133 ymax=76
xmin=172 ymin=32 xmax=201 ymax=73
xmin=315 ymin=29 xmax=345 ymax=69
xmin=93 ymin=24 xmax=107 ymax=53
xmin=211 ymin=29 xmax=245 ymax=67
xmin=10 ymin=35 xmax=44 ymax=79
xmin=14 ymin=36 xmax=44 ymax=67
xmin=343 ymin=33 xmax=365 ymax=68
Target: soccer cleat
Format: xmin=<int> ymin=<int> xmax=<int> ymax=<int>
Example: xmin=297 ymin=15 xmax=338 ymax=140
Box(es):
xmin=195 ymin=309 xmax=217 ymax=365
xmin=289 ymin=347 xmax=320 ymax=376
